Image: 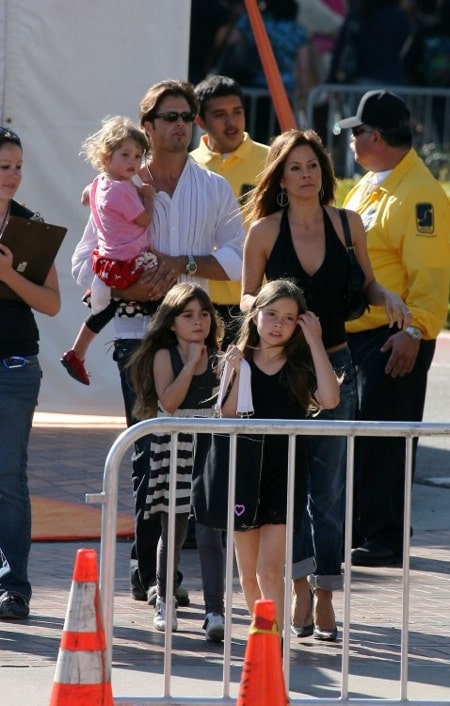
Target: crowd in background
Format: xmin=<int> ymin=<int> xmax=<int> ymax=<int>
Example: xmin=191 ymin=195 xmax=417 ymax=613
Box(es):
xmin=189 ymin=1 xmax=450 ymax=151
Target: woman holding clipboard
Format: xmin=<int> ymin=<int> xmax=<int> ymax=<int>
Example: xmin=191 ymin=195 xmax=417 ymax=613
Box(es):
xmin=0 ymin=127 xmax=60 ymax=619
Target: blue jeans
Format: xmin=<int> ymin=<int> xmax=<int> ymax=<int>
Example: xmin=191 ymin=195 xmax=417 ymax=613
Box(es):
xmin=0 ymin=356 xmax=41 ymax=601
xmin=292 ymin=347 xmax=356 ymax=591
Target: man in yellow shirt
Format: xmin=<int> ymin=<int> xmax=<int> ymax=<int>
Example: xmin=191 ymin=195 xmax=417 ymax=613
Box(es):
xmin=191 ymin=74 xmax=269 ymax=346
xmin=337 ymin=90 xmax=450 ymax=566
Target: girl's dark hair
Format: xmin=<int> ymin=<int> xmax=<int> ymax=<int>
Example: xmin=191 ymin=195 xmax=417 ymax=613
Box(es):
xmin=236 ymin=278 xmax=316 ymax=411
xmin=243 ymin=128 xmax=336 ymax=225
xmin=0 ymin=127 xmax=22 ymax=150
xmin=130 ymin=283 xmax=221 ymax=419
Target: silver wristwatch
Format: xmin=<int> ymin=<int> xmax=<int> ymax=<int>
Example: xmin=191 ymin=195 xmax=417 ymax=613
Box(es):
xmin=185 ymin=256 xmax=198 ymax=275
xmin=405 ymin=325 xmax=423 ymax=340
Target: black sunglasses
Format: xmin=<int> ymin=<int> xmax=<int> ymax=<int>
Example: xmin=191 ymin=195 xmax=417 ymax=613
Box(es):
xmin=351 ymin=125 xmax=375 ymax=137
xmin=0 ymin=126 xmax=21 ymax=145
xmin=153 ymin=111 xmax=196 ymax=123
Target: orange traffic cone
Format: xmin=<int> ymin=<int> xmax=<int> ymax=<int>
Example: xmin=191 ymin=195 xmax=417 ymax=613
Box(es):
xmin=49 ymin=547 xmax=113 ymax=705
xmin=236 ymin=599 xmax=288 ymax=706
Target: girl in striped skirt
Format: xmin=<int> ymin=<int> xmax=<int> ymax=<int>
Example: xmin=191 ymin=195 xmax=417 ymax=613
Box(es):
xmin=130 ymin=283 xmax=221 ymax=632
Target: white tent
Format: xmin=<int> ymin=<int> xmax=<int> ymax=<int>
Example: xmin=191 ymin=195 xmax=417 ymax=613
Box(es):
xmin=0 ymin=0 xmax=191 ymax=414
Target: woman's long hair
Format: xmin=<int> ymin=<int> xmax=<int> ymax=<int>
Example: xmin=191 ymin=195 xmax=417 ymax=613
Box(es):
xmin=236 ymin=278 xmax=316 ymax=412
xmin=130 ymin=283 xmax=221 ymax=420
xmin=243 ymin=128 xmax=337 ymax=226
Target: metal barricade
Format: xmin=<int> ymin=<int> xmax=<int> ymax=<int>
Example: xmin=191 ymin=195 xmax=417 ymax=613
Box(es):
xmin=86 ymin=417 xmax=450 ymax=706
xmin=306 ymin=83 xmax=450 ymax=178
xmin=241 ymin=86 xmax=301 ymax=144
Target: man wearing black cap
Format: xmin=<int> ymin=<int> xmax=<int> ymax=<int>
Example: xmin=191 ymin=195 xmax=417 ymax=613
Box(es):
xmin=337 ymin=90 xmax=450 ymax=567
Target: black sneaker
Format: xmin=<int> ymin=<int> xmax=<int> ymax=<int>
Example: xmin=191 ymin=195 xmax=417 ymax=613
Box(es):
xmin=174 ymin=570 xmax=190 ymax=607
xmin=0 ymin=592 xmax=30 ymax=619
xmin=130 ymin=566 xmax=147 ymax=601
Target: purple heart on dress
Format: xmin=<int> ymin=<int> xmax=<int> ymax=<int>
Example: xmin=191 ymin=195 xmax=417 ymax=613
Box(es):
xmin=234 ymin=505 xmax=245 ymax=517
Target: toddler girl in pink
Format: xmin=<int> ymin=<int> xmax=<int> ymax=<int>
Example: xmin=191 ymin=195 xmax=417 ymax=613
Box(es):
xmin=86 ymin=115 xmax=158 ymax=314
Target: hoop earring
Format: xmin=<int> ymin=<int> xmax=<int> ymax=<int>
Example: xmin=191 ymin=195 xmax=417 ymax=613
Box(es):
xmin=276 ymin=189 xmax=289 ymax=208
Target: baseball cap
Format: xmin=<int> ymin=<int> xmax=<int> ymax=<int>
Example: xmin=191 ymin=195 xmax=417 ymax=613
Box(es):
xmin=337 ymin=90 xmax=411 ymax=130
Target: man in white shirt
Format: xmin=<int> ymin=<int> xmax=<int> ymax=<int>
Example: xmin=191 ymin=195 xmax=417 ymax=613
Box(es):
xmin=72 ymin=79 xmax=244 ymax=636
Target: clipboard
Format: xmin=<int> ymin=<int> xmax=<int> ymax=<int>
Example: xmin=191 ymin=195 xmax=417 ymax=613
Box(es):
xmin=0 ymin=216 xmax=67 ymax=300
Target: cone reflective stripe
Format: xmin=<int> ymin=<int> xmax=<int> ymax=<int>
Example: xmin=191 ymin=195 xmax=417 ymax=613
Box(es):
xmin=236 ymin=599 xmax=289 ymax=706
xmin=59 ymin=582 xmax=105 ymax=652
xmin=49 ymin=548 xmax=113 ymax=706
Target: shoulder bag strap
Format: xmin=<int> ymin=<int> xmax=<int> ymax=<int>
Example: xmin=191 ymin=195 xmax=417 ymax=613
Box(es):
xmin=339 ymin=208 xmax=359 ymax=264
xmin=339 ymin=208 xmax=353 ymax=250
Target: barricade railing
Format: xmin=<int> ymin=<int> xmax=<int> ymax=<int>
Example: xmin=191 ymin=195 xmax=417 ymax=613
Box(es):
xmin=305 ymin=83 xmax=450 ymax=178
xmin=86 ymin=417 xmax=450 ymax=706
xmin=240 ymin=84 xmax=450 ymax=179
xmin=241 ymin=86 xmax=283 ymax=141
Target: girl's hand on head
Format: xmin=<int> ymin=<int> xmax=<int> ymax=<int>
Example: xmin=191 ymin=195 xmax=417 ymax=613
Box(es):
xmin=384 ymin=292 xmax=413 ymax=330
xmin=225 ymin=344 xmax=243 ymax=372
xmin=298 ymin=311 xmax=323 ymax=345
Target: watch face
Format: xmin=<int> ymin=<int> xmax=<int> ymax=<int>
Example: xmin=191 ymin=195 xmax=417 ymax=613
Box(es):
xmin=186 ymin=258 xmax=197 ymax=274
xmin=407 ymin=326 xmax=422 ymax=339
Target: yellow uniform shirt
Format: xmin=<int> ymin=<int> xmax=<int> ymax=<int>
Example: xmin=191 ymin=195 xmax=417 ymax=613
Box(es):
xmin=344 ymin=149 xmax=450 ymax=339
xmin=191 ymin=132 xmax=269 ymax=305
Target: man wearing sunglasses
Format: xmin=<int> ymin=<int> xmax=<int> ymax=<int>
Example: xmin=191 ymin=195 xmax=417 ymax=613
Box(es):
xmin=71 ymin=79 xmax=244 ymax=636
xmin=337 ymin=90 xmax=450 ymax=567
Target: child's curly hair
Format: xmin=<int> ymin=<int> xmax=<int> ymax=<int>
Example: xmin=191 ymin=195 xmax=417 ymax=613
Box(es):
xmin=80 ymin=115 xmax=149 ymax=171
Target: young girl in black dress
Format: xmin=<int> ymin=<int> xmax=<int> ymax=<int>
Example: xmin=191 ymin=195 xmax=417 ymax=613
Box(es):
xmin=222 ymin=278 xmax=339 ymax=628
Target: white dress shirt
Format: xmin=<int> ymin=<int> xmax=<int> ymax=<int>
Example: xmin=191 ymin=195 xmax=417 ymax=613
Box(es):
xmin=71 ymin=157 xmax=245 ymax=339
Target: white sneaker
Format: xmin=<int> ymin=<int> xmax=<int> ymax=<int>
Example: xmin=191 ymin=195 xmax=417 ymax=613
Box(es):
xmin=203 ymin=612 xmax=224 ymax=642
xmin=153 ymin=598 xmax=178 ymax=632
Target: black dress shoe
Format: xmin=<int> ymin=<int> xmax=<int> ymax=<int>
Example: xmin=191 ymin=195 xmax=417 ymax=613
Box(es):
xmin=351 ymin=542 xmax=402 ymax=567
xmin=313 ymin=625 xmax=337 ymax=642
xmin=130 ymin=567 xmax=147 ymax=601
xmin=290 ymin=623 xmax=314 ymax=638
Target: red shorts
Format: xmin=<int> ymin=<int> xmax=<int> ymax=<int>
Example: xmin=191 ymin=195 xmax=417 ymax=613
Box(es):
xmin=92 ymin=248 xmax=158 ymax=289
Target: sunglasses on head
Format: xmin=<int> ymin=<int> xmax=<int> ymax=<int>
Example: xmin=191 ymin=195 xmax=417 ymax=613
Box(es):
xmin=351 ymin=125 xmax=375 ymax=137
xmin=0 ymin=126 xmax=21 ymax=145
xmin=153 ymin=111 xmax=196 ymax=123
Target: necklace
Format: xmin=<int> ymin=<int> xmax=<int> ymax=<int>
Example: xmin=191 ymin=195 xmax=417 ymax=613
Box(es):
xmin=146 ymin=163 xmax=155 ymax=185
xmin=0 ymin=204 xmax=11 ymax=238
xmin=146 ymin=161 xmax=183 ymax=197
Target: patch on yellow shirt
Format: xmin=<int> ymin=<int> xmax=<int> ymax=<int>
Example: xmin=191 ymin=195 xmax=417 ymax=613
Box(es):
xmin=416 ymin=203 xmax=435 ymax=235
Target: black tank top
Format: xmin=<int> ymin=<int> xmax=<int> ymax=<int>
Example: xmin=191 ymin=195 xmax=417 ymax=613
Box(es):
xmin=265 ymin=208 xmax=349 ymax=350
